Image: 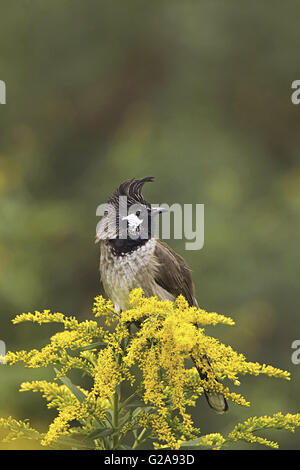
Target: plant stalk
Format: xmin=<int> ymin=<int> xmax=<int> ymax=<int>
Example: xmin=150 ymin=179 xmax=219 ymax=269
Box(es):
xmin=132 ymin=427 xmax=147 ymax=449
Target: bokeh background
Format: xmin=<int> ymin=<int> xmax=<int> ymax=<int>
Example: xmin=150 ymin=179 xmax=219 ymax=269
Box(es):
xmin=0 ymin=0 xmax=299 ymax=449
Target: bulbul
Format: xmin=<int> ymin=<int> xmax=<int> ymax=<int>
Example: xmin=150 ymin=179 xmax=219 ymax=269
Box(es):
xmin=96 ymin=177 xmax=228 ymax=414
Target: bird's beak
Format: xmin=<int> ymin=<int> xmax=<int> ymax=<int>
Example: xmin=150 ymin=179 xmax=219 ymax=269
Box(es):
xmin=151 ymin=207 xmax=168 ymax=216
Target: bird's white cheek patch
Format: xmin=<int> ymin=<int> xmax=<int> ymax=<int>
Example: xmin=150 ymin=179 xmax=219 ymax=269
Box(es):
xmin=122 ymin=214 xmax=143 ymax=230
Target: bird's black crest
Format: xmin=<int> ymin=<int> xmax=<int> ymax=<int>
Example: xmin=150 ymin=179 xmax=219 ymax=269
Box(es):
xmin=108 ymin=177 xmax=154 ymax=207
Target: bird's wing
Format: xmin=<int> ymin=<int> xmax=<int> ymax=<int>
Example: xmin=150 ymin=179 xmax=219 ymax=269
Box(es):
xmin=153 ymin=239 xmax=198 ymax=307
xmin=153 ymin=240 xmax=227 ymax=413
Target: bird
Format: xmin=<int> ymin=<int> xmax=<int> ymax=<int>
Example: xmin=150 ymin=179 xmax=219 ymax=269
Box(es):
xmin=96 ymin=176 xmax=228 ymax=414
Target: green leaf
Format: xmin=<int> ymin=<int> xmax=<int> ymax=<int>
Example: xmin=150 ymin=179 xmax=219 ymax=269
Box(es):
xmin=132 ymin=405 xmax=153 ymax=417
xmin=88 ymin=427 xmax=116 ymax=440
xmin=179 ymin=436 xmax=220 ymax=449
xmin=124 ymin=401 xmax=149 ymax=408
xmin=54 ymin=368 xmax=86 ymax=403
xmin=119 ymin=411 xmax=132 ymax=426
xmin=75 ymin=341 xmax=107 ymax=352
xmin=55 ymin=434 xmax=95 ymax=450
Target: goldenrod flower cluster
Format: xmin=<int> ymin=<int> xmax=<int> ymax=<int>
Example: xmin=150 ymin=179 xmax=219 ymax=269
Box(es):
xmin=0 ymin=289 xmax=299 ymax=450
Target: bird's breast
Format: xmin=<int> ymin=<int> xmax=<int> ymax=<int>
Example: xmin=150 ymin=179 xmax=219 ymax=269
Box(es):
xmin=100 ymin=238 xmax=157 ymax=312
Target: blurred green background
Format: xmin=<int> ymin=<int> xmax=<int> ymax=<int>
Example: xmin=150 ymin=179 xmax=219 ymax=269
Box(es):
xmin=0 ymin=0 xmax=300 ymax=449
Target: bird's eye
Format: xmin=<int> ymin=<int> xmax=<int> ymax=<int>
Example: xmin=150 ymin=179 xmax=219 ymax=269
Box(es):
xmin=136 ymin=210 xmax=141 ymax=217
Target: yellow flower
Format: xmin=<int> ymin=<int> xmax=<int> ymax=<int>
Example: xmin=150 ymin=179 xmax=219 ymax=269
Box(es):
xmin=0 ymin=417 xmax=42 ymax=443
xmin=227 ymin=412 xmax=300 ymax=449
xmin=41 ymin=404 xmax=87 ymax=446
xmin=93 ymin=346 xmax=123 ymax=400
xmin=1 ymin=289 xmax=298 ymax=450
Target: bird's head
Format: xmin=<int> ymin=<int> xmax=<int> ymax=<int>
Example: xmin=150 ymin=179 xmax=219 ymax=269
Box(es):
xmin=96 ymin=177 xmax=166 ymax=242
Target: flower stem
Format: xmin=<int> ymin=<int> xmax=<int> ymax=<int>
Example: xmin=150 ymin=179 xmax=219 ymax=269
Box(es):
xmin=112 ymin=386 xmax=120 ymax=449
xmin=132 ymin=427 xmax=147 ymax=449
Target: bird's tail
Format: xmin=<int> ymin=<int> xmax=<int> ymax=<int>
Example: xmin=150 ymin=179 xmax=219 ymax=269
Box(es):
xmin=192 ymin=355 xmax=228 ymax=414
xmin=203 ymin=390 xmax=228 ymax=414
